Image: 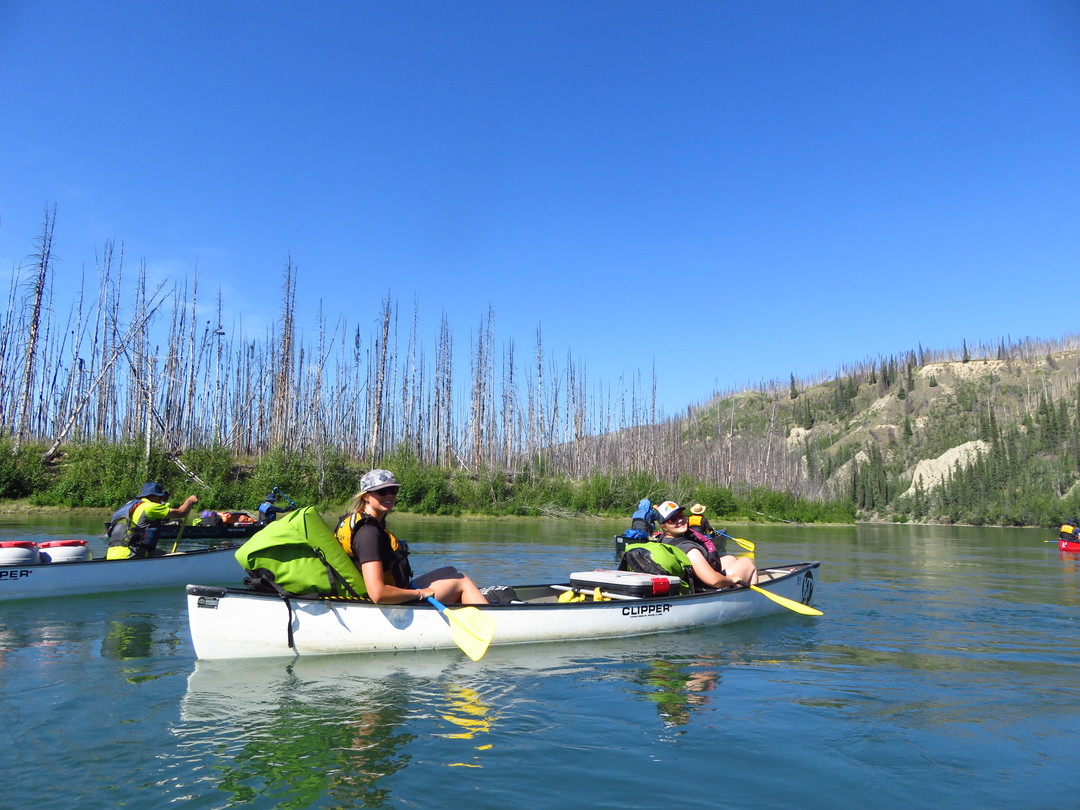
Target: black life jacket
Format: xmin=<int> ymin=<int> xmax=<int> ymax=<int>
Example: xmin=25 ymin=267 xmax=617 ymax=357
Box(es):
xmin=687 ymin=527 xmax=727 ymax=557
xmin=681 ymin=532 xmax=728 ymax=572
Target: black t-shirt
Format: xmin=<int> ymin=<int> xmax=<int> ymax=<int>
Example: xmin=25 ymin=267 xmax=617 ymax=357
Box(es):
xmin=351 ymin=517 xmax=411 ymax=586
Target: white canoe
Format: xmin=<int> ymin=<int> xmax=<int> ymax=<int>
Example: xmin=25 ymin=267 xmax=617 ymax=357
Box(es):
xmin=186 ymin=561 xmax=820 ymax=661
xmin=0 ymin=546 xmax=242 ymax=601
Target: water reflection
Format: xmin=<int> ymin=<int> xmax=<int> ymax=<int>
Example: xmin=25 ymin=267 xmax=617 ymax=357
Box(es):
xmin=174 ymin=632 xmax=759 ymax=802
xmin=636 ymin=657 xmax=721 ymax=727
xmin=101 ymin=616 xmax=156 ymax=660
xmin=181 ymin=656 xmax=415 ymax=806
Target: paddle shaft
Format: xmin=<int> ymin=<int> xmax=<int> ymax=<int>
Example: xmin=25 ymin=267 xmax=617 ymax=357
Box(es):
xmin=748 ymin=583 xmax=822 ymax=616
xmin=169 ymin=519 xmax=188 ymax=553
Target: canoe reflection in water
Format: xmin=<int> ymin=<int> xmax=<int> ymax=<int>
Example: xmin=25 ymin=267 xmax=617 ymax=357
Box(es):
xmin=638 ymin=657 xmax=721 ymax=727
xmin=176 ymin=630 xmax=800 ymax=803
xmin=181 ymin=657 xmax=413 ymax=807
xmin=178 ymin=652 xmax=503 ymax=804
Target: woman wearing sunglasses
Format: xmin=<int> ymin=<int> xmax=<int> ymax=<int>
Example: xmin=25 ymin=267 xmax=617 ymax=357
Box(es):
xmin=654 ymin=500 xmax=758 ymax=589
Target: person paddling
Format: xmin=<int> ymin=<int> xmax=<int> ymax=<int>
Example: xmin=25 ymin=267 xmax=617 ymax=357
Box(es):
xmin=256 ymin=488 xmax=292 ymax=524
xmin=687 ymin=503 xmax=715 ymax=536
xmin=1060 ymin=518 xmax=1080 ymax=544
xmin=334 ymin=469 xmax=488 ymax=605
xmin=106 ymin=482 xmax=199 ymax=560
xmin=686 ymin=503 xmax=727 ymax=555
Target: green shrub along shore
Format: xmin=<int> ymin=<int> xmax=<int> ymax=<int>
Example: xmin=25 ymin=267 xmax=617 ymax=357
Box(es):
xmin=0 ymin=440 xmax=855 ymax=524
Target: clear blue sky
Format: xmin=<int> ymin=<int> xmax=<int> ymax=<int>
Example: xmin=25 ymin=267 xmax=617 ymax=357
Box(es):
xmin=2 ymin=1 xmax=1079 ymax=416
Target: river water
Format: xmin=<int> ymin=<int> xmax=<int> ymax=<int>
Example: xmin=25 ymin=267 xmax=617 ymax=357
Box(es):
xmin=1 ymin=515 xmax=1076 ymax=809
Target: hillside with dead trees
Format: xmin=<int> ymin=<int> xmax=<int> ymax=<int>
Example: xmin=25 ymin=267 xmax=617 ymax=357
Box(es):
xmin=2 ymin=212 xmax=1079 ymax=525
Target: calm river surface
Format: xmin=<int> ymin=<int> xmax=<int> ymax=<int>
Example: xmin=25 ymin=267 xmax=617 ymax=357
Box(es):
xmin=1 ymin=515 xmax=1077 ymax=809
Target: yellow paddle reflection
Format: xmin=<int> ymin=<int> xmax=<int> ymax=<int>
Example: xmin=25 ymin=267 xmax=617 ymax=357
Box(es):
xmin=439 ymin=684 xmax=495 ymax=768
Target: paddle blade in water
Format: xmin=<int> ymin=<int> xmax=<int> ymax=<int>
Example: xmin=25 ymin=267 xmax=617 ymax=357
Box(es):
xmin=749 ymin=584 xmax=823 ymax=616
xmin=718 ymin=530 xmax=756 ymax=552
xmin=445 ymin=606 xmax=496 ymax=661
xmin=428 ymin=597 xmax=497 ymax=661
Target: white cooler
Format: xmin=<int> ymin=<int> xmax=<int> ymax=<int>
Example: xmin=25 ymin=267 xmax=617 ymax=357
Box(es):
xmin=569 ymin=569 xmax=682 ymax=597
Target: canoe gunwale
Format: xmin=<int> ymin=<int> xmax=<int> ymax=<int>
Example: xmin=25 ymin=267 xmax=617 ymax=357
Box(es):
xmin=186 ymin=560 xmax=817 ymax=610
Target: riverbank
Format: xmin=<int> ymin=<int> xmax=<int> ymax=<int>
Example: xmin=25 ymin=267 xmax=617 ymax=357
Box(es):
xmin=0 ymin=498 xmax=863 ymax=535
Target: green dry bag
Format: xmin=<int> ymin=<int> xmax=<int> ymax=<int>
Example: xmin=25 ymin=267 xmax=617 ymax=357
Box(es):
xmin=234 ymin=506 xmax=368 ymax=597
xmin=618 ymin=541 xmax=694 ymax=594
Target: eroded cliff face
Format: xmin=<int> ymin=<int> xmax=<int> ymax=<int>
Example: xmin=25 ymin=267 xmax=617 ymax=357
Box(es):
xmin=900 ymin=440 xmax=992 ymax=499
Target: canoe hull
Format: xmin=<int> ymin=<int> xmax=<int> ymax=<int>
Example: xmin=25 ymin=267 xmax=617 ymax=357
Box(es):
xmin=1061 ymin=539 xmax=1080 ymax=553
xmin=186 ymin=561 xmax=820 ymax=660
xmin=0 ymin=546 xmax=242 ymax=601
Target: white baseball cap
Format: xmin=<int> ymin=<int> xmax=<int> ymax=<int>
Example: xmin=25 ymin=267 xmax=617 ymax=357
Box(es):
xmin=655 ymin=501 xmax=684 ymax=522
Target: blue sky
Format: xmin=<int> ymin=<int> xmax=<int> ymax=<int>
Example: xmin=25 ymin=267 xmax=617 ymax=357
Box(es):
xmin=2 ymin=1 xmax=1079 ymax=416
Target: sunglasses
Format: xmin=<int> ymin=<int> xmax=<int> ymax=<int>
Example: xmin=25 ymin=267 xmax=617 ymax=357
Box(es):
xmin=664 ymin=515 xmax=687 ymax=525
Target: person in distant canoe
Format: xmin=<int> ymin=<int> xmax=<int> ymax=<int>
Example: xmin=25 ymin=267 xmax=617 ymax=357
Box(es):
xmin=334 ymin=469 xmax=488 ymax=605
xmin=106 ymin=482 xmax=199 ymax=560
xmin=655 ymin=500 xmax=757 ymax=589
xmin=686 ymin=503 xmax=728 ymax=555
xmin=624 ymin=498 xmax=660 ymax=541
xmin=687 ymin=503 xmax=715 ymax=535
xmin=256 ymin=489 xmax=291 ymax=524
xmin=1060 ymin=519 xmax=1080 ymax=544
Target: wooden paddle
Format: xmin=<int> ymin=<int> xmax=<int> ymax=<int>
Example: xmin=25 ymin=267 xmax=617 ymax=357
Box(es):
xmin=748 ymin=584 xmax=822 ymax=616
xmin=427 ymin=596 xmax=497 ymax=661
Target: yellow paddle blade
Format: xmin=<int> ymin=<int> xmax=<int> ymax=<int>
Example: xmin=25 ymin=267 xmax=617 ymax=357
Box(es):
xmin=731 ymin=536 xmax=756 ymax=551
xmin=442 ymin=605 xmax=497 ymax=661
xmin=749 ymin=584 xmax=822 ymax=616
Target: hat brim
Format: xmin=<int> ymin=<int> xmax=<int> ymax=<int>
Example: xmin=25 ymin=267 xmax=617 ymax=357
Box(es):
xmin=365 ymin=483 xmax=401 ymax=493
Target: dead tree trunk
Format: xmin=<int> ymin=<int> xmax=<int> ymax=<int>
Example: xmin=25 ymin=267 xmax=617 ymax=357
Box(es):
xmin=14 ymin=206 xmax=55 ymax=451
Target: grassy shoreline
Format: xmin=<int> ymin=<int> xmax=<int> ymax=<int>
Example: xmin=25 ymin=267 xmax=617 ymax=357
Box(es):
xmin=0 ymin=498 xmax=861 ymax=531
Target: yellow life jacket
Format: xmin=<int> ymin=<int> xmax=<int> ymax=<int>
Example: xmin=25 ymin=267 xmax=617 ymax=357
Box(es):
xmin=106 ymin=498 xmax=158 ymax=554
xmin=688 ymin=514 xmax=704 ymax=529
xmin=335 ymin=512 xmax=413 ymax=587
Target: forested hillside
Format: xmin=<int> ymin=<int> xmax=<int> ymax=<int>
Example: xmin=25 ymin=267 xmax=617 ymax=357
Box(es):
xmin=674 ymin=336 xmax=1080 ymax=526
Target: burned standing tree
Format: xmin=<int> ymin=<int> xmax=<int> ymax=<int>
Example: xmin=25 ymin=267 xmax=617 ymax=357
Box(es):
xmin=433 ymin=313 xmax=454 ymax=467
xmin=268 ymin=258 xmax=298 ymax=452
xmin=13 ymin=207 xmax=55 ymax=452
xmin=367 ymin=296 xmax=393 ymax=466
